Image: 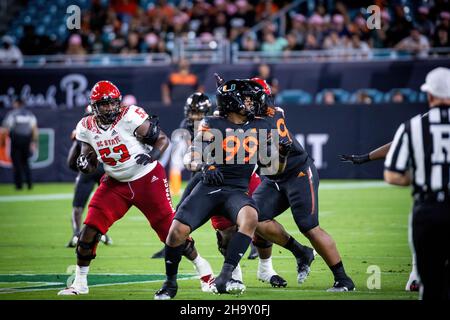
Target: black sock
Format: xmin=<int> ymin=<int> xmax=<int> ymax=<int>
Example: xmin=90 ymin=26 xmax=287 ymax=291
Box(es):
xmin=283 ymin=236 xmax=309 ymax=259
xmin=217 ymin=263 xmax=235 ymax=282
xmin=165 ymin=243 xmax=184 ymax=282
xmin=329 ymin=261 xmax=347 ymax=280
xmin=224 ymin=232 xmax=252 ymax=267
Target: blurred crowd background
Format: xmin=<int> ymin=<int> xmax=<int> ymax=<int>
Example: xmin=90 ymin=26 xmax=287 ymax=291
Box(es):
xmin=0 ymin=0 xmax=449 ymax=60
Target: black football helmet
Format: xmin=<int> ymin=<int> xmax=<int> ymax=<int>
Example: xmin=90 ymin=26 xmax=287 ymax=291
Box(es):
xmin=184 ymin=92 xmax=212 ymax=123
xmin=216 ymin=79 xmax=265 ymax=117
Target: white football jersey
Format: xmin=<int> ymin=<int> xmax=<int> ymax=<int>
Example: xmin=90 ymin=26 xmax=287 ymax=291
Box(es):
xmin=75 ymin=105 xmax=157 ymax=182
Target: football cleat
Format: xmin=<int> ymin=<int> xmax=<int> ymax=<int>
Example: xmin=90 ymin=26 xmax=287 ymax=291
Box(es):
xmin=154 ymin=281 xmax=178 ymax=300
xmin=226 ymin=279 xmax=246 ymax=295
xmin=405 ymin=272 xmax=420 ymax=292
xmin=57 ymin=285 xmax=89 ymax=296
xmin=150 ymin=247 xmax=165 ymax=259
xmin=200 ymin=274 xmax=215 ymax=293
xmin=297 ymin=247 xmax=316 ymax=284
xmin=211 ymin=278 xmax=245 ymax=296
xmin=257 ymin=270 xmax=287 ymax=287
xmin=326 ymin=278 xmax=356 ymax=292
xmin=408 ymin=280 xmax=420 ymax=292
xmin=100 ymin=234 xmax=113 ymax=245
xmin=66 ymin=235 xmax=78 ymax=248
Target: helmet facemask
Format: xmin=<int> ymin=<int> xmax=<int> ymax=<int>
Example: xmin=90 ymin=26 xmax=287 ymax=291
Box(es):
xmin=92 ymin=97 xmax=121 ymax=125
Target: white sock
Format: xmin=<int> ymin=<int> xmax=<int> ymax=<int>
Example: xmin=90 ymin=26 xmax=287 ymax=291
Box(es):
xmin=232 ymin=264 xmax=243 ymax=282
xmin=258 ymin=257 xmax=277 ymax=276
xmin=192 ymin=255 xmax=213 ymax=278
xmin=73 ymin=265 xmax=89 ymax=287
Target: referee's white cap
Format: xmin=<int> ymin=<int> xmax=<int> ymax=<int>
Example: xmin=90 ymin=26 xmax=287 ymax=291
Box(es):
xmin=420 ymin=67 xmax=450 ymax=99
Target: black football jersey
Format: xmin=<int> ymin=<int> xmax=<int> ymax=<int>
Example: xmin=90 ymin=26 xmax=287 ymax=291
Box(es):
xmin=199 ymin=115 xmax=274 ymax=188
xmin=263 ymin=106 xmax=310 ymax=180
xmin=179 ymin=118 xmax=195 ymax=143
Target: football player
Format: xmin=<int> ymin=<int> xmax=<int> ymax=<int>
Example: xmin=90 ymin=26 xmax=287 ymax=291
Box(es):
xmin=154 ymin=79 xmax=290 ymax=299
xmin=250 ymin=78 xmax=355 ymax=292
xmin=57 ymin=80 xmax=213 ymax=296
xmin=168 ymin=91 xmax=288 ymax=289
xmin=65 ymin=105 xmax=111 ymax=248
xmin=340 ymin=143 xmax=420 ymax=292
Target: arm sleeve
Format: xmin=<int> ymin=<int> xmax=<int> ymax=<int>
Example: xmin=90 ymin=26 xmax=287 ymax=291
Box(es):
xmin=75 ymin=119 xmax=90 ymax=144
xmin=384 ymin=123 xmax=410 ymax=174
xmin=125 ymin=105 xmax=150 ymax=133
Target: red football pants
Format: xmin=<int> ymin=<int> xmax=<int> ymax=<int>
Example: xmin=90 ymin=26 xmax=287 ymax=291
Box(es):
xmin=85 ymin=162 xmax=175 ymax=242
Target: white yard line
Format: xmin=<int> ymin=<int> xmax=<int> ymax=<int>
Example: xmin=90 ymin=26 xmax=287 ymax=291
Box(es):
xmin=0 ymin=182 xmax=390 ymax=203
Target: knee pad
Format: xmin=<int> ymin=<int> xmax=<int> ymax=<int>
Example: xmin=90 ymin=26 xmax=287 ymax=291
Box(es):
xmin=253 ymin=234 xmax=273 ymax=249
xmin=76 ymin=229 xmax=102 ymax=261
xmin=182 ymin=237 xmax=195 ymax=258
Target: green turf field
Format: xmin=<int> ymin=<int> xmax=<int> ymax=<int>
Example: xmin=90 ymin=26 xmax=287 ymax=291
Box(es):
xmin=0 ymin=181 xmax=418 ymax=300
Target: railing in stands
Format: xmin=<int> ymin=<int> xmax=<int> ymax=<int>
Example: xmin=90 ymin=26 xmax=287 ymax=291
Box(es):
xmin=231 ymin=47 xmax=450 ymax=64
xmin=3 ymin=47 xmax=450 ymax=67
xmin=14 ymin=53 xmax=172 ymax=68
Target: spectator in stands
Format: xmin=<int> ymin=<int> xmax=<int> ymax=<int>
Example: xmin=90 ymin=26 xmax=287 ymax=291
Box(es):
xmin=348 ymin=33 xmax=370 ymax=54
xmin=120 ymin=31 xmax=141 ymax=54
xmin=323 ymin=31 xmax=346 ymax=51
xmin=433 ymin=25 xmax=449 ymax=49
xmin=395 ymin=26 xmax=430 ymax=58
xmin=255 ymin=0 xmax=280 ymax=21
xmin=161 ymin=59 xmax=203 ymax=106
xmin=391 ymin=90 xmax=405 ymax=103
xmin=303 ymin=33 xmax=320 ymax=50
xmin=18 ymin=24 xmax=44 ymax=55
xmin=147 ymin=0 xmax=175 ymax=23
xmin=323 ymin=90 xmax=336 ymax=105
xmin=386 ymin=5 xmax=413 ymax=47
xmin=284 ymin=32 xmax=303 ymax=51
xmin=241 ymin=32 xmax=259 ymax=51
xmin=289 ymin=14 xmax=307 ymax=49
xmin=355 ymin=91 xmax=373 ymax=104
xmin=415 ymin=6 xmax=434 ymax=39
xmin=234 ymin=0 xmax=255 ymax=28
xmin=90 ymin=0 xmax=108 ymax=34
xmin=261 ymin=31 xmax=288 ymax=53
xmin=66 ymin=34 xmax=87 ymax=56
xmin=0 ymin=36 xmax=23 ymax=66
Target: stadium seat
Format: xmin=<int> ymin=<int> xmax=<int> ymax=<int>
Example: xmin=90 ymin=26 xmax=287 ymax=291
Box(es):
xmin=350 ymin=89 xmax=384 ymax=104
xmin=315 ymin=88 xmax=351 ymax=104
xmin=384 ymin=88 xmax=419 ymax=103
xmin=275 ymin=90 xmax=313 ymax=105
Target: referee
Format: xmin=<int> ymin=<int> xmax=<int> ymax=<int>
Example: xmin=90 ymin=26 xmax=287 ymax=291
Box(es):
xmin=384 ymin=67 xmax=450 ymax=300
xmin=1 ymin=98 xmax=38 ymax=190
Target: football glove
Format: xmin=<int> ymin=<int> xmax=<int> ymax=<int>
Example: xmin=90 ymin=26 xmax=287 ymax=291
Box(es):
xmin=201 ymin=164 xmax=224 ymax=186
xmin=279 ymin=139 xmax=293 ymax=158
xmin=76 ymin=154 xmax=90 ymax=172
xmin=135 ymin=148 xmax=161 ymax=166
xmin=135 ymin=153 xmax=153 ymax=165
xmin=339 ymin=154 xmax=370 ymax=164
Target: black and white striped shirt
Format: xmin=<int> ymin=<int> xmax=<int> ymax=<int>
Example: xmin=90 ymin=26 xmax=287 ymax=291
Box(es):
xmin=385 ymin=105 xmax=450 ymax=196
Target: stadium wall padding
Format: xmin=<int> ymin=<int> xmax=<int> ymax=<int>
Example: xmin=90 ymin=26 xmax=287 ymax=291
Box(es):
xmin=0 ymin=103 xmax=427 ymax=182
xmin=0 ymin=59 xmax=449 ymax=108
